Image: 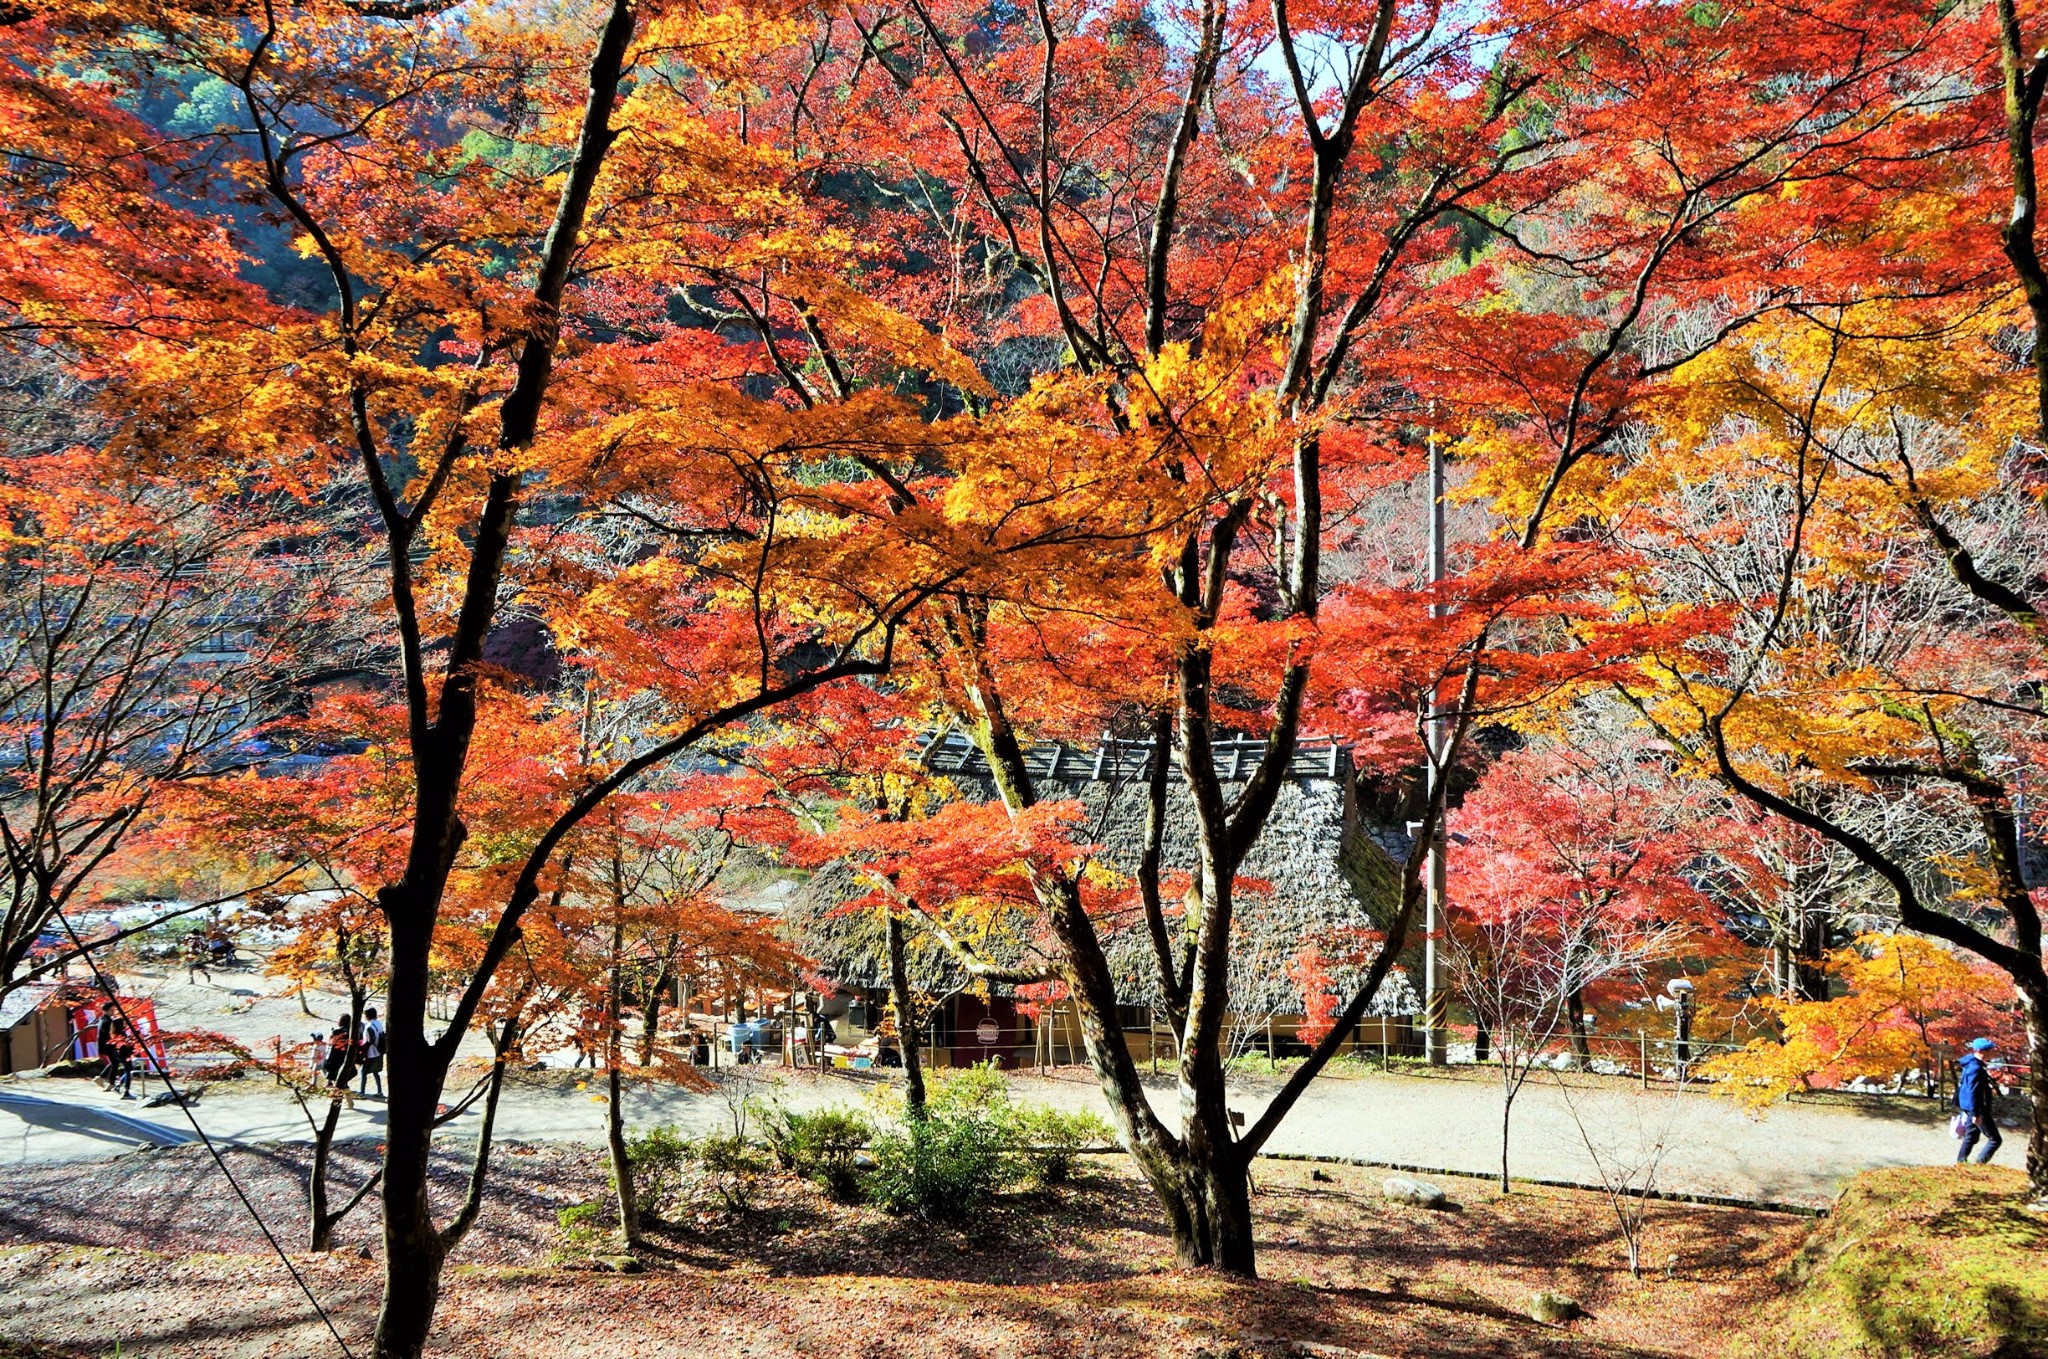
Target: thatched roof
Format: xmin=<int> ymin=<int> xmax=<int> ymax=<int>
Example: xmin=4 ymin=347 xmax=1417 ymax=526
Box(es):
xmin=785 ymin=863 xmax=979 ymax=992
xmin=793 ymin=735 xmax=1419 ymax=1017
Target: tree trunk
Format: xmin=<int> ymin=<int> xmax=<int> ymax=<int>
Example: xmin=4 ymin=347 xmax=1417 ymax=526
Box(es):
xmin=2021 ymin=983 xmax=2048 ymax=1202
xmin=636 ymin=962 xmax=670 ymax=1067
xmin=310 ymin=991 xmax=367 ymax=1251
xmin=1499 ymin=1090 xmax=1515 ymax=1194
xmin=887 ymin=907 xmax=925 ymax=1115
xmin=608 ymin=1059 xmax=638 ymax=1244
xmin=1792 ymin=907 xmax=1830 ymax=1001
xmin=375 ymin=900 xmax=457 ymax=1359
xmin=309 ymin=1096 xmax=342 ymax=1252
xmin=1123 ymin=1118 xmax=1256 ymax=1271
xmin=1475 ymin=1018 xmax=1492 ymax=1063
xmin=374 ymin=1075 xmax=448 ymax=1359
xmin=309 ymin=1088 xmax=381 ymax=1253
xmin=606 ymin=928 xmax=639 ymax=1246
xmin=1565 ymin=987 xmax=1591 ymax=1069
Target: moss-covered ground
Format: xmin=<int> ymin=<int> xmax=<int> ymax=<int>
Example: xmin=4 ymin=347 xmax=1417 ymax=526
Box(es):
xmin=1739 ymin=1165 xmax=2046 ymax=1359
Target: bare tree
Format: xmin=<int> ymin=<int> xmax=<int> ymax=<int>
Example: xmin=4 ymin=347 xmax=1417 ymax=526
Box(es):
xmin=1446 ymin=895 xmax=1688 ymax=1192
xmin=0 ymin=351 xmax=360 ymax=999
xmin=1554 ymin=1076 xmax=1684 ymax=1278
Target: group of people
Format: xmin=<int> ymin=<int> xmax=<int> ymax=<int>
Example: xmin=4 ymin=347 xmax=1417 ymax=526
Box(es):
xmin=181 ymin=927 xmax=237 ymax=983
xmin=314 ymin=1007 xmax=386 ymax=1097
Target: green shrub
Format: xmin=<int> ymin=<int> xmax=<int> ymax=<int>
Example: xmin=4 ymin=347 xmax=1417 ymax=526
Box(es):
xmin=1011 ymin=1105 xmax=1112 ymax=1185
xmin=556 ymin=1200 xmax=605 ymax=1248
xmin=760 ymin=1105 xmax=874 ymax=1201
xmin=693 ymin=1132 xmax=768 ymax=1213
xmin=865 ymin=1106 xmax=1021 ymax=1220
xmin=621 ymin=1124 xmax=693 ymax=1220
xmin=926 ymin=1061 xmax=1011 ymax=1115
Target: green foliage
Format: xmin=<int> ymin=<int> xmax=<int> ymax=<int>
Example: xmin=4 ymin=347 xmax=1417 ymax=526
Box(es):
xmin=165 ymin=77 xmax=238 ymax=134
xmin=864 ymin=1105 xmax=1020 ymax=1221
xmin=1738 ymin=1166 xmax=2048 ymax=1359
xmin=620 ymin=1124 xmax=693 ymax=1220
xmin=862 ymin=1062 xmax=1104 ymax=1214
xmin=760 ymin=1105 xmax=874 ymax=1202
xmin=925 ymin=1060 xmax=1011 ymax=1115
xmin=1011 ymin=1105 xmax=1112 ymax=1185
xmin=693 ymin=1133 xmax=769 ymax=1214
xmin=555 ymin=1201 xmax=605 ymax=1249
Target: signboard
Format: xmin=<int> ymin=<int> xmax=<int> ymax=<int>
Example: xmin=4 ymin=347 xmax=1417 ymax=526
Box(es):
xmin=69 ymin=998 xmax=169 ymax=1072
xmin=975 ymin=1019 xmax=1000 ymax=1045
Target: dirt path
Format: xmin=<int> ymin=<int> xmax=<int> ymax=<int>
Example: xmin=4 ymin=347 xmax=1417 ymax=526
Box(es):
xmin=2 ymin=965 xmax=1967 ymax=1207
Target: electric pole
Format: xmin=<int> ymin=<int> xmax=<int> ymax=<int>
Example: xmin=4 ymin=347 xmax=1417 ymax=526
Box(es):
xmin=1424 ymin=417 xmax=1449 ymax=1066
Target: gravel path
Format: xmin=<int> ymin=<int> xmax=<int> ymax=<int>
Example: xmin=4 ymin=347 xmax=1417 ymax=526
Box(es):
xmin=1004 ymin=1067 xmax=1959 ymax=1207
xmin=2 ymin=962 xmax=1977 ymax=1207
xmin=1 ymin=1055 xmax=1966 ymax=1208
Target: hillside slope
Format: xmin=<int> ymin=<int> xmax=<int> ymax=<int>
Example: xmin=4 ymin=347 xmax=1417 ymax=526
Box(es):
xmin=1743 ymin=1165 xmax=2046 ymax=1359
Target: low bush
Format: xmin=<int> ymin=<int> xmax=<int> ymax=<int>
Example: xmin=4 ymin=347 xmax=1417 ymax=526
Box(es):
xmin=864 ymin=1106 xmax=1020 ymax=1221
xmin=865 ymin=1061 xmax=1123 ymax=1217
xmin=621 ymin=1124 xmax=693 ymax=1220
xmin=1011 ymin=1105 xmax=1112 ymax=1185
xmin=693 ymin=1132 xmax=769 ymax=1213
xmin=760 ymin=1105 xmax=874 ymax=1202
xmin=555 ymin=1200 xmax=605 ymax=1249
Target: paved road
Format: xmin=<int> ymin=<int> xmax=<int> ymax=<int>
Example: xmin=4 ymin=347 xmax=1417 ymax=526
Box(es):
xmin=0 ymin=1059 xmax=1963 ymax=1207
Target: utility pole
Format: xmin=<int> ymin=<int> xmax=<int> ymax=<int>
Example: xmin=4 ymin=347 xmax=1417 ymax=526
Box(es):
xmin=1424 ymin=416 xmax=1450 ymax=1066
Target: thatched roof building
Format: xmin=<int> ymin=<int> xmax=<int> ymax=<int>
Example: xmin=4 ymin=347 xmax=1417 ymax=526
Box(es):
xmin=788 ymin=733 xmax=1421 ymax=1021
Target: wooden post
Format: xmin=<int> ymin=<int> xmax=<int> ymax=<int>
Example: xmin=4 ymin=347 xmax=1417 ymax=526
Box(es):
xmin=1639 ymin=1029 xmax=1648 ymax=1089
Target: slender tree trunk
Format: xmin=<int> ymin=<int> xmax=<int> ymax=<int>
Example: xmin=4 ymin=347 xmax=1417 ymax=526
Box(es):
xmin=310 ymin=989 xmax=367 ymax=1251
xmin=606 ymin=926 xmax=639 ymax=1245
xmin=1500 ymin=1083 xmax=1515 ymax=1194
xmin=636 ymin=962 xmax=670 ymax=1066
xmin=1565 ymin=988 xmax=1591 ymax=1069
xmin=310 ymin=1097 xmax=343 ymax=1251
xmin=608 ymin=1059 xmax=637 ymax=1243
xmin=887 ymin=907 xmax=925 ymax=1115
xmin=308 ymin=1087 xmax=381 ymax=1253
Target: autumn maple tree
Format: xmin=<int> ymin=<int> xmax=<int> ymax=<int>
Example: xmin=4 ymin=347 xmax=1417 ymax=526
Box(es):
xmin=6 ymin=0 xmax=2048 ymax=1350
xmin=1707 ymin=933 xmax=2025 ymax=1107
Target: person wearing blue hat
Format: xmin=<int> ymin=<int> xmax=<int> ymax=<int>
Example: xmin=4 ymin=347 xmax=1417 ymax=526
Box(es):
xmin=1956 ymin=1037 xmax=2003 ymax=1164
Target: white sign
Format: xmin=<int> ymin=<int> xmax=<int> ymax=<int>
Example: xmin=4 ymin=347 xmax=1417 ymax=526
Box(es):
xmin=975 ymin=1019 xmax=1000 ymax=1045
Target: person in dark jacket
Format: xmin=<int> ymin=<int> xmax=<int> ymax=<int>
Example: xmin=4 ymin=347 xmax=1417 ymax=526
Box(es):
xmin=1957 ymin=1037 xmax=2003 ymax=1164
xmin=323 ymin=1015 xmax=353 ymax=1087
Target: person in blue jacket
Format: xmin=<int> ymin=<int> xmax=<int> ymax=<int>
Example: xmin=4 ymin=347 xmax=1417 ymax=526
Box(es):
xmin=1956 ymin=1037 xmax=2003 ymax=1164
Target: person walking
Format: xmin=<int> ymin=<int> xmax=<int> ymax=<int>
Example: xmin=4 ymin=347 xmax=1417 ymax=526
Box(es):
xmin=358 ymin=1007 xmax=385 ymax=1098
xmin=323 ymin=1014 xmax=352 ymax=1087
xmin=1956 ymin=1037 xmax=2003 ymax=1164
xmin=104 ymin=1029 xmax=136 ymax=1099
